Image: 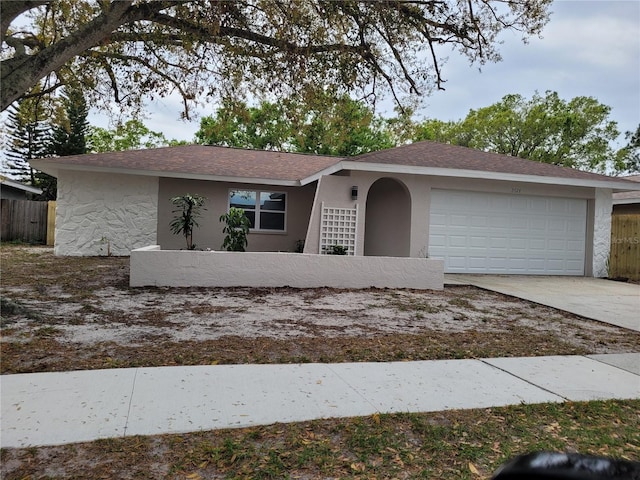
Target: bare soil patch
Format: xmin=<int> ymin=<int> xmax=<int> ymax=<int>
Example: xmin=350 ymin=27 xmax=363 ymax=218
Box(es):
xmin=2 ymin=245 xmax=638 ymax=374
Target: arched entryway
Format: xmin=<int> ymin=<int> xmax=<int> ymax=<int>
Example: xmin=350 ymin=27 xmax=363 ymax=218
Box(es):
xmin=364 ymin=177 xmax=411 ymax=257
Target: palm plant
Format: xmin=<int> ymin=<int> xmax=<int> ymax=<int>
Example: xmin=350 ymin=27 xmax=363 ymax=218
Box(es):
xmin=169 ymin=194 xmax=206 ymax=250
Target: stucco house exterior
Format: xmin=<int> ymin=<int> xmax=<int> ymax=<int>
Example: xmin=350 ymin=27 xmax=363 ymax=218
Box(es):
xmin=30 ymin=142 xmax=640 ymax=277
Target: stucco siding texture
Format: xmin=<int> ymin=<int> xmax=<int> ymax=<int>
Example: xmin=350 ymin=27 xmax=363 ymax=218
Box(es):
xmin=55 ymin=171 xmax=158 ymax=256
xmin=592 ymin=188 xmax=613 ymax=277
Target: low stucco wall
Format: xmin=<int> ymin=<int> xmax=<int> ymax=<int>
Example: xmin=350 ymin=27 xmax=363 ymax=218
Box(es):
xmin=130 ymin=246 xmax=444 ymax=289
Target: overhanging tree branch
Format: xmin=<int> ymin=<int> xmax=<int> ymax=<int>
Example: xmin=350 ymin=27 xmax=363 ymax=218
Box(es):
xmin=1 ymin=0 xmax=552 ymax=115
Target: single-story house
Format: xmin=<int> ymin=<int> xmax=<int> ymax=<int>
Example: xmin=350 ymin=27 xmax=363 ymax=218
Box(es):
xmin=30 ymin=142 xmax=640 ymax=277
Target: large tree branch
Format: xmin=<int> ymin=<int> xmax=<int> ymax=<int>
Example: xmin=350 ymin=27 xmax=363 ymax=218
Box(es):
xmin=0 ymin=0 xmax=49 ymax=44
xmin=0 ymin=1 xmax=184 ymax=110
xmin=1 ymin=0 xmax=552 ymax=115
xmin=83 ymin=50 xmax=193 ymax=118
xmin=150 ymin=12 xmax=369 ymax=57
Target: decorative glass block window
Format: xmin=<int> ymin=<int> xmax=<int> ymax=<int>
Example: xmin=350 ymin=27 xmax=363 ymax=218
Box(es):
xmin=320 ymin=204 xmax=358 ymax=255
xmin=229 ymin=190 xmax=286 ymax=231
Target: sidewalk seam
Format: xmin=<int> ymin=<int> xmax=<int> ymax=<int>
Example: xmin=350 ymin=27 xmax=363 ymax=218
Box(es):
xmin=122 ymin=368 xmax=139 ymax=437
xmin=585 ymin=354 xmax=640 ymax=376
xmin=479 ymin=359 xmax=569 ymax=402
xmin=324 ymin=364 xmax=381 ymax=413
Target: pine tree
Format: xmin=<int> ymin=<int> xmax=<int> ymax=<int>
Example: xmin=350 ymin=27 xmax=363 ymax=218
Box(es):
xmin=49 ymin=89 xmax=89 ymax=156
xmin=39 ymin=89 xmax=90 ymax=199
xmin=3 ymin=100 xmax=51 ymax=185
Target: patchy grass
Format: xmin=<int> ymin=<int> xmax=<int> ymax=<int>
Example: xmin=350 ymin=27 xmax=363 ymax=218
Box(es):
xmin=1 ymin=400 xmax=638 ymax=479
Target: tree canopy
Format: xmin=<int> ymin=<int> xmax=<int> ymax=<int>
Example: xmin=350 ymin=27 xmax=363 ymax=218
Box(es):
xmin=1 ymin=0 xmax=551 ymax=116
xmin=195 ymin=95 xmax=394 ymax=156
xmin=415 ymin=91 xmax=632 ymax=173
xmin=89 ymin=119 xmax=171 ymax=152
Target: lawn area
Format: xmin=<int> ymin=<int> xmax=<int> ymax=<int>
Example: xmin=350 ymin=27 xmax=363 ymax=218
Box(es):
xmin=1 ymin=245 xmax=638 ymax=479
xmin=2 ymin=400 xmax=638 ymax=479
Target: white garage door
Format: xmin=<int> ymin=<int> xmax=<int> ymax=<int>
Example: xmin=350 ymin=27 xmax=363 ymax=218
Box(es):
xmin=429 ymin=190 xmax=587 ymax=275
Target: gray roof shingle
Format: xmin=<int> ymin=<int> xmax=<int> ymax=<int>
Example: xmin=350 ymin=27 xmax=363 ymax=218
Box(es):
xmin=37 ymin=145 xmax=340 ymax=182
xmin=348 ymin=141 xmax=630 ymax=182
xmin=33 ymin=142 xmax=639 ymax=188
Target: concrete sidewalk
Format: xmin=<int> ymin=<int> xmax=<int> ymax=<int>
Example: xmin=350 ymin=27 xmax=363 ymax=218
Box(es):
xmin=446 ymin=275 xmax=640 ymax=332
xmin=2 ymin=354 xmax=638 ymax=448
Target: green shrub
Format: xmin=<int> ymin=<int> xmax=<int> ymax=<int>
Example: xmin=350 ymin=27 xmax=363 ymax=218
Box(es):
xmin=220 ymin=207 xmax=250 ymax=252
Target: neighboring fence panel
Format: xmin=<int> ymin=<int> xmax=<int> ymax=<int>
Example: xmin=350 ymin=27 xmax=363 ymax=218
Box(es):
xmin=47 ymin=201 xmax=56 ymax=246
xmin=610 ymin=214 xmax=640 ymax=280
xmin=0 ymin=199 xmax=48 ymax=244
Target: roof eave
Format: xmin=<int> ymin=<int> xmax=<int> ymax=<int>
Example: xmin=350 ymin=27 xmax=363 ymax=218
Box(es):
xmin=300 ymin=161 xmax=345 ymax=185
xmin=0 ymin=179 xmax=43 ymax=194
xmin=339 ymin=161 xmax=640 ymax=191
xmin=613 ymin=197 xmax=640 ymax=205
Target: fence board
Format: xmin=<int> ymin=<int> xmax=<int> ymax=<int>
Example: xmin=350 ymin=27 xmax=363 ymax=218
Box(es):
xmin=47 ymin=201 xmax=56 ymax=246
xmin=610 ymin=214 xmax=640 ymax=280
xmin=0 ymin=199 xmax=48 ymax=244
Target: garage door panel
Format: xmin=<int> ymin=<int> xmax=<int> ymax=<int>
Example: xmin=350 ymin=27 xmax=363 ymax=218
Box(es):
xmin=511 ymin=217 xmax=528 ymax=230
xmin=449 ymin=236 xmax=467 ymax=247
xmin=469 ymin=236 xmax=488 ymax=248
xmin=429 ymin=190 xmax=586 ymax=275
xmin=450 ymin=214 xmax=469 ymax=226
xmin=471 ymin=216 xmax=488 ymax=227
xmin=528 ymin=238 xmax=546 ymax=251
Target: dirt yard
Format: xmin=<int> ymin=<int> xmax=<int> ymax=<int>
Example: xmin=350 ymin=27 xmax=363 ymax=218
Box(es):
xmin=2 ymin=246 xmax=640 ymax=480
xmin=1 ymin=245 xmax=639 ymax=373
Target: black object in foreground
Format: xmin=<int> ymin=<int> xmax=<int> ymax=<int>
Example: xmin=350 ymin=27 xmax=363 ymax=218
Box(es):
xmin=492 ymin=452 xmax=640 ymax=480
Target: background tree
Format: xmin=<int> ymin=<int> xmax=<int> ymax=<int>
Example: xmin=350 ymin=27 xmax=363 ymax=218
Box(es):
xmin=196 ymin=101 xmax=290 ymax=151
xmin=48 ymin=88 xmax=90 ymax=157
xmin=89 ymin=119 xmax=170 ymax=152
xmin=414 ymin=91 xmax=626 ymax=173
xmin=290 ymin=94 xmax=395 ymax=156
xmin=615 ymin=125 xmax=640 ymax=174
xmin=40 ymin=88 xmax=90 ymax=199
xmin=414 ymin=119 xmax=471 ymax=146
xmin=196 ymin=95 xmax=394 ymax=156
xmin=1 ymin=0 xmax=552 ymax=116
xmin=3 ymin=97 xmax=51 ymax=185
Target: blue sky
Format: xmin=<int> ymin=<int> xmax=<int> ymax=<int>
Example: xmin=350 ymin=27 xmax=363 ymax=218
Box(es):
xmin=89 ymin=1 xmax=638 ymax=145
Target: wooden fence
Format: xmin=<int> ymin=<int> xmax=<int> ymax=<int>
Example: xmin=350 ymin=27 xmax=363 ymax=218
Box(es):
xmin=609 ymin=214 xmax=640 ymax=280
xmin=1 ymin=199 xmax=56 ymax=245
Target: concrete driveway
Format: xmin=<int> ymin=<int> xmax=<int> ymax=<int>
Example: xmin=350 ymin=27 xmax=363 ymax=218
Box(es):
xmin=446 ymin=275 xmax=640 ymax=332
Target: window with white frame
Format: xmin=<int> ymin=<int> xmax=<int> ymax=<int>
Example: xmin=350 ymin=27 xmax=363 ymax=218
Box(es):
xmin=228 ymin=189 xmax=286 ymax=231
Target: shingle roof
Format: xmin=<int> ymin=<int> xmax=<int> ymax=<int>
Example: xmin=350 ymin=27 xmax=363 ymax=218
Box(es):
xmin=33 ymin=142 xmax=639 ymax=189
xmin=348 ymin=141 xmax=632 ymax=183
xmin=36 ymin=145 xmax=340 ymax=182
xmin=613 ymin=175 xmax=640 ymax=201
